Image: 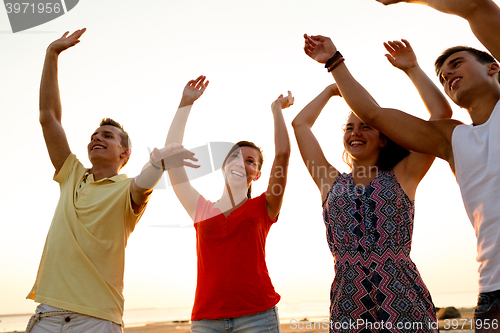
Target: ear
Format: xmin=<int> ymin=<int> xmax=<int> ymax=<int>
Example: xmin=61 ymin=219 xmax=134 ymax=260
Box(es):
xmin=121 ymin=147 xmax=132 ymax=159
xmin=253 ymin=171 xmax=262 ymax=182
xmin=488 ymin=62 xmax=500 ymax=77
xmin=379 ymin=136 xmax=387 ymax=148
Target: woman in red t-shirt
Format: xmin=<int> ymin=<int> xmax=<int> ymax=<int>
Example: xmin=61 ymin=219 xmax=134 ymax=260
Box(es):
xmin=163 ymin=76 xmax=293 ymax=332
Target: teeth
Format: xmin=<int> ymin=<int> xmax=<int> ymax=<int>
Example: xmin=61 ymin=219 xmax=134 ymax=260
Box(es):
xmin=231 ymin=170 xmax=244 ymax=177
xmin=92 ymin=145 xmax=105 ymax=150
xmin=450 ymin=78 xmax=460 ymax=89
xmin=350 ymin=141 xmax=364 ymax=146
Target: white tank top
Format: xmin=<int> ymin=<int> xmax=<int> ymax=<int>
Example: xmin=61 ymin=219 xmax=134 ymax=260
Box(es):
xmin=452 ymin=99 xmax=500 ymax=293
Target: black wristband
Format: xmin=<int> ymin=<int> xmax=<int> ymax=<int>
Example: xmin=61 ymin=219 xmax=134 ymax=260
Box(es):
xmin=325 ymin=51 xmax=342 ymax=68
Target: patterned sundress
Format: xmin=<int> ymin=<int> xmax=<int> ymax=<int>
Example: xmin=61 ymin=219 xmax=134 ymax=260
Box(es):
xmin=323 ymin=170 xmax=438 ymax=333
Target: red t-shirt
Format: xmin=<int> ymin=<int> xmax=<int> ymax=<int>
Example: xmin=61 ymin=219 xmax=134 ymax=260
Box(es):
xmin=191 ymin=192 xmax=281 ymax=320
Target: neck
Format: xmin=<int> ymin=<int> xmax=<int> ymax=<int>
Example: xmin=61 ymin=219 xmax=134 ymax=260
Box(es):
xmin=351 ymin=160 xmax=380 ymax=186
xmin=466 ymin=92 xmax=500 ymax=125
xmin=88 ymin=164 xmax=120 ymax=181
xmin=219 ymin=183 xmax=248 ymax=208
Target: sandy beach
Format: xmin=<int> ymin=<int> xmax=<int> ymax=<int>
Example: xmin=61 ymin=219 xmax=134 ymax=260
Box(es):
xmin=124 ymin=320 xmax=476 ymax=333
xmin=123 ymin=311 xmax=475 ymax=333
xmin=4 ymin=309 xmax=475 ymax=333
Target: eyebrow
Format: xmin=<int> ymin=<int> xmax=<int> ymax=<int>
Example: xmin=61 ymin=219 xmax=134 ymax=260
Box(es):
xmin=439 ymin=56 xmax=465 ymax=82
xmin=91 ymin=130 xmax=115 ymax=138
xmin=345 ymin=122 xmax=368 ymax=127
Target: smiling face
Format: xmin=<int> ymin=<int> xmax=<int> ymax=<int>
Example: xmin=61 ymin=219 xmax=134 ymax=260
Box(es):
xmin=87 ymin=125 xmax=130 ymax=169
xmin=223 ymin=146 xmax=262 ymax=189
xmin=343 ymin=113 xmax=386 ymax=164
xmin=438 ymin=50 xmax=499 ymax=107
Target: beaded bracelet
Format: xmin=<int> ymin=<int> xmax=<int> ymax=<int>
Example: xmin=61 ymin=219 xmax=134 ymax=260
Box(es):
xmin=149 ymin=154 xmax=168 ymax=171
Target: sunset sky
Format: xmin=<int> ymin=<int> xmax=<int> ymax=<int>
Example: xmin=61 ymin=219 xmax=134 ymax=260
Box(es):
xmin=0 ymin=0 xmax=492 ymax=316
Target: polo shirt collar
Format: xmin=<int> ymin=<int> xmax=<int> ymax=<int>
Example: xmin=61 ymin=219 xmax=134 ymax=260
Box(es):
xmin=84 ymin=171 xmax=128 ymax=183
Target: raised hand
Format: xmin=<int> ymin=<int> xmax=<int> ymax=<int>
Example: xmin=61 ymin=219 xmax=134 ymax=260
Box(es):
xmin=328 ymin=83 xmax=342 ymax=97
xmin=384 ymin=39 xmax=418 ymax=73
xmin=47 ymin=28 xmax=86 ymax=55
xmin=151 ymin=143 xmax=200 ymax=169
xmin=303 ymin=34 xmax=337 ymax=64
xmin=272 ymin=91 xmax=294 ymax=111
xmin=376 ymin=0 xmax=407 ymax=5
xmin=182 ymin=76 xmax=209 ymax=104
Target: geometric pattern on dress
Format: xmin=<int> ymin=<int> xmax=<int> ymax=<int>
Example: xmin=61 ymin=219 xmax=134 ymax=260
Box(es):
xmin=323 ymin=171 xmax=438 ymax=333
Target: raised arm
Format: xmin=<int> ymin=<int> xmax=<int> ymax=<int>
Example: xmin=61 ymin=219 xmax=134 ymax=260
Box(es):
xmin=303 ymin=34 xmax=461 ymax=170
xmin=165 ymin=76 xmax=208 ymax=220
xmin=291 ymin=85 xmax=340 ymax=202
xmin=39 ymin=29 xmax=86 ymax=172
xmin=383 ymin=39 xmax=454 ymax=196
xmin=130 ymin=143 xmax=199 ymax=214
xmin=376 ymin=0 xmax=500 ymax=62
xmin=266 ymin=92 xmax=293 ymax=220
xmin=384 ymin=39 xmax=453 ymax=120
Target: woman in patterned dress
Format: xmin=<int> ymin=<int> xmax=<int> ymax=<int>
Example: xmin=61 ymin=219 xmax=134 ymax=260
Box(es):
xmin=292 ymin=40 xmax=452 ymax=332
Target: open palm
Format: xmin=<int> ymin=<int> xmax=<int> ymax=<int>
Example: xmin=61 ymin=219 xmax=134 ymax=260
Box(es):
xmin=48 ymin=29 xmax=86 ymax=54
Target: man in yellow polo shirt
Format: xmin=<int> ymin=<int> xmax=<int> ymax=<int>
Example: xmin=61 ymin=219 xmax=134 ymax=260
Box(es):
xmin=25 ymin=29 xmax=199 ymax=332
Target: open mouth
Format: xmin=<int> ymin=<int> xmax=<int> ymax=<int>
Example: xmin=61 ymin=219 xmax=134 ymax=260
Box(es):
xmin=350 ymin=140 xmax=365 ymax=146
xmin=91 ymin=144 xmax=106 ymax=151
xmin=230 ymin=170 xmax=245 ymax=178
xmin=449 ymin=77 xmax=461 ymax=90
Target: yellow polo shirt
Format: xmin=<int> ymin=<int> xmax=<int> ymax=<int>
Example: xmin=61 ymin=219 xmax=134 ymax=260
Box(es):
xmin=27 ymin=154 xmax=144 ymax=325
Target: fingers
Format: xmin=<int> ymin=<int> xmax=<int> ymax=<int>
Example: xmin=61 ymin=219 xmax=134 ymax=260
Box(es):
xmin=376 ymin=0 xmax=397 ymax=5
xmin=385 ymin=54 xmax=397 ymax=66
xmin=187 ymin=75 xmax=209 ymax=91
xmin=68 ymin=28 xmax=86 ymax=40
xmin=309 ymin=35 xmax=326 ymax=42
xmin=273 ymin=91 xmax=294 ymax=109
xmin=385 ymin=39 xmax=412 ymax=53
xmin=303 ymin=34 xmax=317 ymax=51
xmin=183 ymin=161 xmax=201 ymax=169
xmin=287 ymin=90 xmax=294 ymax=105
xmin=383 ymin=42 xmax=395 ymax=54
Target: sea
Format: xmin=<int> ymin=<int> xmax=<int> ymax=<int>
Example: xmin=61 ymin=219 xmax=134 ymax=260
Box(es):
xmin=1 ymin=301 xmax=328 ymax=332
xmin=0 ymin=301 xmax=475 ymax=333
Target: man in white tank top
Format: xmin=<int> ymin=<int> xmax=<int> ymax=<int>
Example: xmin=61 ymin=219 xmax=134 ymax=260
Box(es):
xmin=301 ymin=0 xmax=500 ymax=331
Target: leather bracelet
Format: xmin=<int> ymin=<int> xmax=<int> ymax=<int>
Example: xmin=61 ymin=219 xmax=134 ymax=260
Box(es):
xmin=327 ymin=57 xmax=345 ymax=72
xmin=324 ymin=51 xmax=342 ymax=68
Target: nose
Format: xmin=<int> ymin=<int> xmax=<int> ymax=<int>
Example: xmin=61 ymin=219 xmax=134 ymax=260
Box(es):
xmin=441 ymin=68 xmax=454 ymax=84
xmin=235 ymin=158 xmax=244 ymax=168
xmin=351 ymin=127 xmax=361 ymax=136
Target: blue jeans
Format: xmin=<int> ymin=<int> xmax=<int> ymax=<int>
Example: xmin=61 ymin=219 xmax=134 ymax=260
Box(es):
xmin=191 ymin=306 xmax=281 ymax=333
xmin=474 ymin=290 xmax=500 ymax=333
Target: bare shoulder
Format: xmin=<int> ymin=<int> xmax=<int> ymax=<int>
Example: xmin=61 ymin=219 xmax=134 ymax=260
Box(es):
xmin=427 ymin=118 xmax=464 ymax=169
xmin=429 ymin=118 xmax=464 ymax=143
